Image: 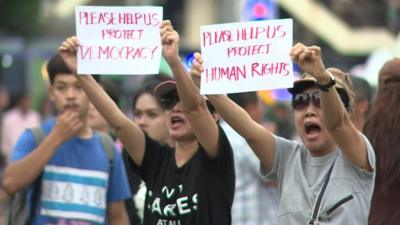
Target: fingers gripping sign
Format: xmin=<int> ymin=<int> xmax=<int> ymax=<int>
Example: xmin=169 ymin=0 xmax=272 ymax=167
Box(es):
xmin=192 ymin=53 xmax=204 ymax=73
xmin=160 ymin=20 xmax=180 ymax=61
xmin=190 ymin=53 xmax=205 ymax=89
xmin=58 ymin=36 xmax=80 ymax=75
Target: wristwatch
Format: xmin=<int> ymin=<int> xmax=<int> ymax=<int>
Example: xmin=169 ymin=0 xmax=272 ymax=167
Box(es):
xmin=316 ymin=73 xmax=335 ymax=92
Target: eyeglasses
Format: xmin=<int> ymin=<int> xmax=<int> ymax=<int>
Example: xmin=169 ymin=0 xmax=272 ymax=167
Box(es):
xmin=292 ymin=90 xmax=350 ymax=110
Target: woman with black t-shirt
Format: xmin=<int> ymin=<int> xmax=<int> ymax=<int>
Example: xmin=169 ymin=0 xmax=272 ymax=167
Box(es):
xmin=58 ymin=20 xmax=235 ymax=225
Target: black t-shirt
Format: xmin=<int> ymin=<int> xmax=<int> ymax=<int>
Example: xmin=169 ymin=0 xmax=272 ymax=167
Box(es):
xmin=129 ymin=125 xmax=235 ymax=225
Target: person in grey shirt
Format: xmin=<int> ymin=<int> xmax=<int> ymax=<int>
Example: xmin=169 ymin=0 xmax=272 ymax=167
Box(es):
xmin=190 ymin=43 xmax=375 ymax=225
xmin=223 ymin=92 xmax=278 ymax=225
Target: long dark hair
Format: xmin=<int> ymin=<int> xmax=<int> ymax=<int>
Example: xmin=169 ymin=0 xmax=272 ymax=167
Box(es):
xmin=364 ymin=59 xmax=400 ymax=189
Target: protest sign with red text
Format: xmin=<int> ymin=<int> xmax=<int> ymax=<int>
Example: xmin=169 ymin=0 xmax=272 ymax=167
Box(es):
xmin=76 ymin=6 xmax=162 ymax=75
xmin=200 ymin=19 xmax=293 ymax=94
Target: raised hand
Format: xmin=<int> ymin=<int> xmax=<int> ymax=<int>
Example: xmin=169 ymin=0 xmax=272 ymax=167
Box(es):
xmin=290 ymin=43 xmax=329 ymax=82
xmin=190 ymin=52 xmax=204 ymax=89
xmin=51 ymin=111 xmax=83 ymax=143
xmin=58 ymin=36 xmax=80 ymax=75
xmin=160 ymin=20 xmax=180 ymax=62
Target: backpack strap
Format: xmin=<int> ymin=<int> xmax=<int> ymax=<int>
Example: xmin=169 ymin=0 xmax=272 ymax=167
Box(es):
xmin=29 ymin=127 xmax=45 ymax=146
xmin=98 ymin=131 xmax=115 ymax=173
xmin=26 ymin=127 xmax=45 ymax=225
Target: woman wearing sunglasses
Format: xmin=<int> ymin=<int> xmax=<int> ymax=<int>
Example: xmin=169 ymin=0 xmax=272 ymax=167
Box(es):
xmin=57 ymin=20 xmax=234 ymax=225
xmin=191 ymin=43 xmax=375 ymax=225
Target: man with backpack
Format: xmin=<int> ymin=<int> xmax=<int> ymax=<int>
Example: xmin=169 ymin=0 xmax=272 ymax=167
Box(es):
xmin=1 ymin=54 xmax=131 ymax=225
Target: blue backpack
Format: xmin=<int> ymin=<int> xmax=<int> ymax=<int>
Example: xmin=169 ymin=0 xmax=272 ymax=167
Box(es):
xmin=7 ymin=127 xmax=114 ymax=225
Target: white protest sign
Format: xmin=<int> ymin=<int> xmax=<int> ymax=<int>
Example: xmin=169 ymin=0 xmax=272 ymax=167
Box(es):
xmin=75 ymin=6 xmax=163 ymax=75
xmin=200 ymin=19 xmax=293 ymax=94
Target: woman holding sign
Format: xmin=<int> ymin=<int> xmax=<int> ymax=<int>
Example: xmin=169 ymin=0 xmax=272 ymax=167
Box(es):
xmin=190 ymin=43 xmax=375 ymax=225
xmin=58 ymin=20 xmax=234 ymax=225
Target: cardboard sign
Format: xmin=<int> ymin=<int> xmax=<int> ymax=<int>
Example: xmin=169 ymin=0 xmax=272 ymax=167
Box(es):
xmin=200 ymin=19 xmax=293 ymax=94
xmin=75 ymin=6 xmax=163 ymax=75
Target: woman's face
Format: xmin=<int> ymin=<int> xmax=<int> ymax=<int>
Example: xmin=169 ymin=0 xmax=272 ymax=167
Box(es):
xmin=293 ymin=87 xmax=335 ymax=156
xmin=134 ymin=93 xmax=170 ymax=144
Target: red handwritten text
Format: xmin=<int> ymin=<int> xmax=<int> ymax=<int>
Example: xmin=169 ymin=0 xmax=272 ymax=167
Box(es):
xmin=79 ymin=45 xmax=159 ymax=60
xmin=251 ymin=62 xmax=290 ymax=77
xmin=205 ymin=62 xmax=290 ymax=83
xmin=101 ymin=29 xmax=144 ymax=40
xmin=205 ymin=65 xmax=247 ymax=83
xmin=202 ymin=25 xmax=286 ymax=47
xmin=227 ymin=44 xmax=271 ymax=58
xmin=79 ymin=11 xmax=160 ymax=26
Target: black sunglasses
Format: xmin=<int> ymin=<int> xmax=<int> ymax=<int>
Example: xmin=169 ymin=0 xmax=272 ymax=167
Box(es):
xmin=292 ymin=91 xmax=320 ymax=110
xmin=292 ymin=90 xmax=350 ymax=110
xmin=160 ymin=93 xmax=180 ymax=110
xmin=160 ymin=93 xmax=216 ymax=113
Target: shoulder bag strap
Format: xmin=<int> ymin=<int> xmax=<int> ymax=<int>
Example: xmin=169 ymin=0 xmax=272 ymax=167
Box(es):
xmin=308 ymin=160 xmax=336 ymax=225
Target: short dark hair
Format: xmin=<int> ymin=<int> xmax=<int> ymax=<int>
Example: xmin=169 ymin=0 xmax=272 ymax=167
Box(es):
xmin=47 ymin=54 xmax=100 ymax=85
xmin=47 ymin=54 xmax=73 ymax=85
xmin=350 ymin=76 xmax=372 ymax=103
xmin=227 ymin=92 xmax=259 ymax=108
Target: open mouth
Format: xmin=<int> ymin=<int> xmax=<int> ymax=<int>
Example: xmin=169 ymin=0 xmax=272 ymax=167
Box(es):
xmin=170 ymin=115 xmax=184 ymax=128
xmin=304 ymin=122 xmax=321 ymax=138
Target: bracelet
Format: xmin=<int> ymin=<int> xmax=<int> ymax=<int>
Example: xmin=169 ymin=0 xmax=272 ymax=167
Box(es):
xmin=316 ymin=75 xmax=335 ymax=92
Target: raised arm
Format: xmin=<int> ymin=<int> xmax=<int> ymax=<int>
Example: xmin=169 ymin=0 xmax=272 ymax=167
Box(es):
xmin=190 ymin=53 xmax=276 ymax=170
xmin=290 ymin=43 xmax=371 ymax=171
xmin=58 ymin=37 xmax=146 ymax=166
xmin=160 ymin=21 xmax=220 ymax=158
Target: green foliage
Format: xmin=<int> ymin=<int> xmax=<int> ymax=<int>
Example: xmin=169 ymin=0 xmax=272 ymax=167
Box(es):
xmin=0 ymin=0 xmax=41 ymax=36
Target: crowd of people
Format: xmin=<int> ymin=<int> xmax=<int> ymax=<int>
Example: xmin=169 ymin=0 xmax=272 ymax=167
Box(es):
xmin=0 ymin=19 xmax=398 ymax=225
